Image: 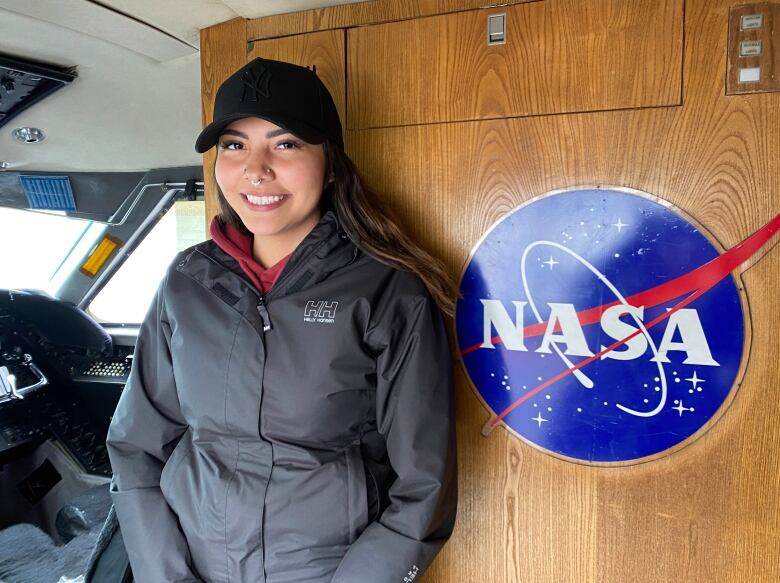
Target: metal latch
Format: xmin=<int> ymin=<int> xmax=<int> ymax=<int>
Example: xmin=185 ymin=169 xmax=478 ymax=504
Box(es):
xmin=488 ymin=14 xmax=506 ymax=45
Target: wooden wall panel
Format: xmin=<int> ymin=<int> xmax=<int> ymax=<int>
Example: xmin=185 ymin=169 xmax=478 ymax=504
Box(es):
xmin=246 ymin=0 xmax=537 ymax=41
xmin=202 ymin=0 xmax=780 ymax=580
xmin=347 ymin=0 xmax=683 ymax=129
xmin=345 ymin=0 xmax=780 ymax=580
xmin=247 ymin=30 xmax=346 ymax=128
xmin=200 ymin=18 xmax=247 ymax=223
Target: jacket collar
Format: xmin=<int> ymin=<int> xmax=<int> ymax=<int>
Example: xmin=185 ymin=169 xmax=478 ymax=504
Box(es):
xmin=176 ymin=209 xmax=359 ymax=306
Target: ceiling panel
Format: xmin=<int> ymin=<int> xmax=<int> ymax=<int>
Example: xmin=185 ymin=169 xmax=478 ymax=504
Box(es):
xmin=0 ymin=0 xmax=197 ymax=61
xmin=223 ymin=0 xmax=368 ymax=19
xmin=0 ymin=8 xmax=201 ymax=171
xmin=0 ymin=0 xmax=368 ymax=172
xmin=95 ymin=0 xmax=240 ymax=48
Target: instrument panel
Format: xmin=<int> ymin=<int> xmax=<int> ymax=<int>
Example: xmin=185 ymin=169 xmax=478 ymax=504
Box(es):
xmin=0 ymin=291 xmax=139 ymax=476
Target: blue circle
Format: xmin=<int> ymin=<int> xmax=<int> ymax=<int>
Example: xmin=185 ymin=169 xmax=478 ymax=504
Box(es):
xmin=456 ymin=189 xmax=745 ymax=463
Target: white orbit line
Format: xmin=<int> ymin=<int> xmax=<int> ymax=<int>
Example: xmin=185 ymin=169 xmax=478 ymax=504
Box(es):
xmin=521 ymin=244 xmax=594 ymax=389
xmin=520 ymin=241 xmax=668 ymax=417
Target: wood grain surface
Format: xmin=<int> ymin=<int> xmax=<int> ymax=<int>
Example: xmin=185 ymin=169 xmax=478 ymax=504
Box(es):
xmin=201 ymin=0 xmax=780 ymax=580
xmin=199 ymin=18 xmax=247 ymax=222
xmin=246 ymin=0 xmax=537 ymax=41
xmin=347 ymin=0 xmax=683 ymax=129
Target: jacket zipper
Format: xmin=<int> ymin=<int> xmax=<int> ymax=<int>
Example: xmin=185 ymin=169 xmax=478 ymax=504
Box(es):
xmin=191 ymin=249 xmax=274 ymax=332
xmin=256 ymin=297 xmax=272 ymax=332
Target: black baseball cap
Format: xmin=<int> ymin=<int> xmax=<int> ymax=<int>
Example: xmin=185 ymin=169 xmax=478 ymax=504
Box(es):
xmin=195 ymin=57 xmax=343 ymax=153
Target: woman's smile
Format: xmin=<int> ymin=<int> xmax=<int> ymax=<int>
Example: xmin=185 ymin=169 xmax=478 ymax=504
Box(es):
xmin=241 ymin=192 xmax=290 ymax=211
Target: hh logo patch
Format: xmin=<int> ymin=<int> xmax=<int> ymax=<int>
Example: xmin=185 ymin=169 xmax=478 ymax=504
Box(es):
xmin=304 ymin=300 xmax=338 ymax=324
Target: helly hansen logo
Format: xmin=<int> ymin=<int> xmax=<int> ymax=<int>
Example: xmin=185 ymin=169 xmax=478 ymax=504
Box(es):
xmin=304 ymin=300 xmax=338 ymax=324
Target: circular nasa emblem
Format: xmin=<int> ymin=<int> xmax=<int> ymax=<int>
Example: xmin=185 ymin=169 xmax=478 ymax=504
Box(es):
xmin=456 ymin=187 xmax=750 ymax=464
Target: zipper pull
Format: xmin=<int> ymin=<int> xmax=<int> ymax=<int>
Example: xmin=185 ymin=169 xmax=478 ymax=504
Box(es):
xmin=257 ymin=299 xmax=272 ymax=332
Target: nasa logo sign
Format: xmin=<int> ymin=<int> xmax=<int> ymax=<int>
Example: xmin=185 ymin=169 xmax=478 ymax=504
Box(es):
xmin=456 ymin=187 xmax=779 ymax=464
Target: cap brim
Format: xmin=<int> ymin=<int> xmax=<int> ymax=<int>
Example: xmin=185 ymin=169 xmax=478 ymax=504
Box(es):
xmin=194 ymin=113 xmax=325 ymax=153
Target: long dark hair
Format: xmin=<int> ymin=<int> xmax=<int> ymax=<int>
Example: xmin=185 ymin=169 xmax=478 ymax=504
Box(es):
xmin=214 ymin=142 xmax=458 ymax=318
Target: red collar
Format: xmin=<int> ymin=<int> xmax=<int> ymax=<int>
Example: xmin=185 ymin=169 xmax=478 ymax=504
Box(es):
xmin=209 ymin=217 xmax=291 ymax=294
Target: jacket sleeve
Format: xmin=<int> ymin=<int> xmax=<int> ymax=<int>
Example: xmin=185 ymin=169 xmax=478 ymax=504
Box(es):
xmin=105 ymin=272 xmax=202 ymax=582
xmin=332 ymin=281 xmax=458 ymax=583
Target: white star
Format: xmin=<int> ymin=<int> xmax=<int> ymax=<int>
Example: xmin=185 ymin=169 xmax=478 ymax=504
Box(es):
xmin=612 ymin=218 xmax=629 ymax=232
xmin=672 ymin=401 xmax=693 ymax=416
xmin=543 ymin=256 xmax=559 ymax=269
xmin=532 ymin=413 xmax=548 ymax=427
xmin=685 ymin=371 xmax=705 ymax=390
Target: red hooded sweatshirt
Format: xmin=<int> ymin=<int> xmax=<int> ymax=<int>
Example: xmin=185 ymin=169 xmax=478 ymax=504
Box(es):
xmin=209 ymin=217 xmax=291 ymax=295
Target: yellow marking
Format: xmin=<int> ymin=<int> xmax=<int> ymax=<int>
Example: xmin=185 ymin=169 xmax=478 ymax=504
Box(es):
xmin=80 ymin=235 xmax=122 ymax=277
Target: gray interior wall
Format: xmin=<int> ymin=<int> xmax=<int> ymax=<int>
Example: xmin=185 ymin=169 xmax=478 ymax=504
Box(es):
xmin=0 ymin=167 xmax=202 ymax=222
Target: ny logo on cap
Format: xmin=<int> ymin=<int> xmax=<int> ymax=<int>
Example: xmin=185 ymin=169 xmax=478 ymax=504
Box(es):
xmin=241 ymin=64 xmax=272 ymax=101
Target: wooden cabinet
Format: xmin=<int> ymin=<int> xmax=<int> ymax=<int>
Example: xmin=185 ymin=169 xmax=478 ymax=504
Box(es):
xmin=347 ymin=0 xmax=683 ymax=129
xmin=247 ymin=29 xmax=346 ymax=127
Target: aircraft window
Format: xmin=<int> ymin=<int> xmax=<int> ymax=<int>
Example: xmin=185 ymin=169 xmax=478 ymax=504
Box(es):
xmin=0 ymin=207 xmax=104 ymax=295
xmin=87 ymin=200 xmax=205 ymax=324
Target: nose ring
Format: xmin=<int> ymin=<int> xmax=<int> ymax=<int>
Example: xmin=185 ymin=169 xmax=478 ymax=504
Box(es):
xmin=245 ymin=167 xmax=270 ymax=187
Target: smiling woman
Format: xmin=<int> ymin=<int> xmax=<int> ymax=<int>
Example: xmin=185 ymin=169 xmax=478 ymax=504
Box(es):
xmin=105 ymin=57 xmax=459 ymax=583
xmin=214 ymin=117 xmax=330 ymax=268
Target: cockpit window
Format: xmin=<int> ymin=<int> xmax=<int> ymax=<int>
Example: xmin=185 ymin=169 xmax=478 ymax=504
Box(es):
xmin=87 ymin=200 xmax=205 ymax=324
xmin=0 ymin=207 xmax=105 ymax=295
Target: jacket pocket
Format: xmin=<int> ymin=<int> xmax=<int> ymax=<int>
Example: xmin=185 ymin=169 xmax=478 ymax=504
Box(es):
xmin=159 ymin=426 xmax=193 ymax=493
xmin=363 ymin=455 xmax=395 ymax=522
xmin=344 ymin=445 xmax=369 ymax=544
xmin=365 ymin=465 xmax=380 ymax=523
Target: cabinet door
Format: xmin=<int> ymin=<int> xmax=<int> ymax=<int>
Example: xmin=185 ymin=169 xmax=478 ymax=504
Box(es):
xmin=248 ymin=29 xmax=346 ymax=129
xmin=348 ymin=0 xmax=683 ymax=129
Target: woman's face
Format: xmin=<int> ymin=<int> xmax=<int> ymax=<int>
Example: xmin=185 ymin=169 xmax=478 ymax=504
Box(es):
xmin=215 ymin=116 xmax=328 ymax=242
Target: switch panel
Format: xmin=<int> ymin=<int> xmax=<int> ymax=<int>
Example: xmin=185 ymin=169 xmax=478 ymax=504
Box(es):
xmin=727 ymin=3 xmax=779 ymax=94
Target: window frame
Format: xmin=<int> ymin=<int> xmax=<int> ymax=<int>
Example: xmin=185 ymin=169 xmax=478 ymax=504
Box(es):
xmin=78 ymin=181 xmax=204 ymax=324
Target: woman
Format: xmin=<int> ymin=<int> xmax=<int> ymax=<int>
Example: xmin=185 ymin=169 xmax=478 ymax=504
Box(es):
xmin=106 ymin=58 xmax=457 ymax=583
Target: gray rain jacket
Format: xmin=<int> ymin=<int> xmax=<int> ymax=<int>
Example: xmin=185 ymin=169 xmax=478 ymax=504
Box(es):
xmin=105 ymin=209 xmax=457 ymax=583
